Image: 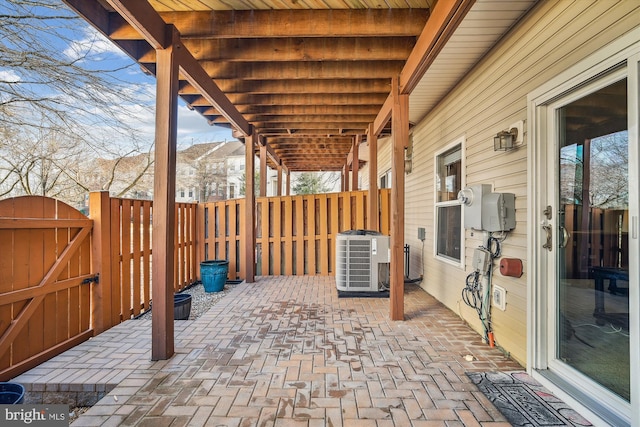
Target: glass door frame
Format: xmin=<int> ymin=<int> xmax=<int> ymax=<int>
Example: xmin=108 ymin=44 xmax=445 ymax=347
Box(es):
xmin=527 ymin=31 xmax=639 ymax=426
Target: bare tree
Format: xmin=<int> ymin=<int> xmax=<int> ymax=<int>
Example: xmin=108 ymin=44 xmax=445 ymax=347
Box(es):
xmin=0 ymin=0 xmax=155 ymax=205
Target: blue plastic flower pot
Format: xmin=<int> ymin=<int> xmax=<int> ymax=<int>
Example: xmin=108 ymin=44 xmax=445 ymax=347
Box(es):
xmin=0 ymin=382 xmax=25 ymax=404
xmin=200 ymin=260 xmax=229 ymax=293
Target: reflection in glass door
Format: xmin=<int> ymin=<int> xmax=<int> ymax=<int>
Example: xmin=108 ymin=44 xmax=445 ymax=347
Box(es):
xmin=556 ymin=78 xmax=630 ymax=401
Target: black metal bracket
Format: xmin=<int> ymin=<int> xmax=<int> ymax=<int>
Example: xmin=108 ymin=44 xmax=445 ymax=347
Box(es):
xmin=82 ymin=274 xmax=100 ymax=285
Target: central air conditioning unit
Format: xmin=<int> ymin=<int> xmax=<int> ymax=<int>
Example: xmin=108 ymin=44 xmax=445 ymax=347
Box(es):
xmin=336 ymin=230 xmax=390 ymax=292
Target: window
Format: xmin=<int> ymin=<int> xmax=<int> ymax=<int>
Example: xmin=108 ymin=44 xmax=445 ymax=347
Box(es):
xmin=434 ymin=140 xmax=464 ymax=265
xmin=380 ymin=169 xmax=392 ymax=189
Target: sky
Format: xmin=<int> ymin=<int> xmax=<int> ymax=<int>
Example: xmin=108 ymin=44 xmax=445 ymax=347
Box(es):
xmin=0 ymin=0 xmax=234 ymax=152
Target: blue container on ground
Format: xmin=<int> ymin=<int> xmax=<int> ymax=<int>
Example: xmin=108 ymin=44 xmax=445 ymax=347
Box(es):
xmin=201 ymin=260 xmax=229 ymax=293
xmin=0 ymin=382 xmax=25 ymax=404
xmin=174 ymin=293 xmax=192 ymax=320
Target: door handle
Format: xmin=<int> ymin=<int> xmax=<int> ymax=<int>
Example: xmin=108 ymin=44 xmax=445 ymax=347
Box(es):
xmin=559 ymin=226 xmax=570 ymax=248
xmin=542 ymin=224 xmax=552 ymax=251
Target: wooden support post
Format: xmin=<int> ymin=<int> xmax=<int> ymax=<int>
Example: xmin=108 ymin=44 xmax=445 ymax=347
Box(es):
xmin=244 ymin=133 xmax=256 ymax=283
xmin=352 ymin=136 xmax=360 ymax=191
xmin=390 ymin=76 xmax=408 ymax=321
xmin=260 ymin=145 xmax=268 ymax=197
xmin=151 ymin=25 xmax=179 ymax=360
xmin=276 ymin=163 xmax=283 ymax=197
xmin=286 ymin=170 xmax=291 ymax=196
xmin=89 ymin=191 xmax=112 ymax=334
xmin=343 ymin=164 xmax=349 ymax=192
xmin=367 ymin=125 xmax=379 ymax=232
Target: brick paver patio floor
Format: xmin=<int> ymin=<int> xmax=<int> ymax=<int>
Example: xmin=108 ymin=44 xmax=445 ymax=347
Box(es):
xmin=15 ymin=276 xmax=528 ymax=426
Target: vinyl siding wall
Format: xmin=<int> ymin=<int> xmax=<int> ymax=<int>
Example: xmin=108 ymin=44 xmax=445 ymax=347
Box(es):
xmin=394 ymin=0 xmax=640 ymax=366
xmin=359 ymin=136 xmax=392 ymax=191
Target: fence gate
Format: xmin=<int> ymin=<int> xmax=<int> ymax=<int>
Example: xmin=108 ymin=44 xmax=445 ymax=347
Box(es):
xmin=0 ymin=196 xmax=94 ymax=380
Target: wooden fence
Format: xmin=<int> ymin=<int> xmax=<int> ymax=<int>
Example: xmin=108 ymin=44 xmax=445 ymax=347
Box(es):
xmin=198 ymin=189 xmax=391 ymax=278
xmin=89 ymin=192 xmax=198 ymax=332
xmin=1 ymin=189 xmax=388 ymax=379
xmin=562 ymin=204 xmax=628 ymax=278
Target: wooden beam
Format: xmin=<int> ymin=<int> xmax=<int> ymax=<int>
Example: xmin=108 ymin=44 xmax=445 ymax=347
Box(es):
xmin=254 ymin=121 xmax=371 ymax=130
xmin=247 ymin=115 xmax=377 ymax=123
xmin=260 ymin=129 xmax=374 ymax=137
xmin=373 ymin=93 xmax=393 ymax=137
xmin=278 ymin=153 xmax=349 ymax=160
xmin=390 ymin=77 xmax=408 ymax=322
xmin=181 ymin=79 xmax=391 ymax=95
xmin=187 ymin=93 xmax=388 ymax=108
xmin=266 ymin=136 xmax=354 ymax=145
xmin=400 ymin=0 xmax=476 ymax=94
xmin=260 ymin=145 xmax=268 ymax=197
xmin=160 ymin=9 xmax=428 ymax=39
xmin=367 ymin=124 xmax=379 ymax=232
xmin=276 ymin=164 xmax=283 ymax=197
xmin=286 ymin=170 xmax=291 ymax=196
xmin=183 ymin=37 xmax=415 ymax=62
xmin=352 ymin=136 xmax=360 ymax=191
xmin=151 ymin=26 xmax=179 ymax=361
xmin=106 ymin=0 xmax=168 ymax=48
xmin=244 ymin=134 xmax=256 ymax=283
xmin=201 ymin=61 xmax=405 ymax=80
xmin=176 ymin=45 xmax=251 ymax=136
xmin=238 ymin=105 xmax=382 ymax=116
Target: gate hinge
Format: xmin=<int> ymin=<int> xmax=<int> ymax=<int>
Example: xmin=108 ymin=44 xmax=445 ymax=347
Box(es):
xmin=82 ymin=274 xmax=100 ymax=285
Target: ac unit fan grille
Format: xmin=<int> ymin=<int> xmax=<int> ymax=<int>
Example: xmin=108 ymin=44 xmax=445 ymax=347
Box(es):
xmin=337 ymin=239 xmax=372 ymax=288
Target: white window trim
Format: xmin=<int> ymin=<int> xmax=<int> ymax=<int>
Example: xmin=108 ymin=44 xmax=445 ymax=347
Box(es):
xmin=527 ymin=28 xmax=640 ymax=427
xmin=433 ymin=136 xmax=465 ymax=268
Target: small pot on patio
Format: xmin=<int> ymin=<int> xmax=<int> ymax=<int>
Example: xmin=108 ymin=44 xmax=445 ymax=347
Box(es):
xmin=200 ymin=260 xmax=229 ymax=293
xmin=0 ymin=382 xmax=25 ymax=404
xmin=174 ymin=293 xmax=192 ymax=320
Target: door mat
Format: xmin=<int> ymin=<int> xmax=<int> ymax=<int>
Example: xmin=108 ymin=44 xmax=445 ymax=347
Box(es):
xmin=466 ymin=371 xmax=592 ymax=426
xmin=337 ymin=290 xmax=389 ymax=298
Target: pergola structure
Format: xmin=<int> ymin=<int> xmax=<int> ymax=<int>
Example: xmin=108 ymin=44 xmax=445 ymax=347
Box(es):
xmin=63 ymin=0 xmax=533 ymax=360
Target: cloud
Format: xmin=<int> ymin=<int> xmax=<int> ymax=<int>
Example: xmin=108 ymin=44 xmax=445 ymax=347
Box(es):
xmin=63 ymin=27 xmax=128 ymax=62
xmin=0 ymin=69 xmax=21 ymax=83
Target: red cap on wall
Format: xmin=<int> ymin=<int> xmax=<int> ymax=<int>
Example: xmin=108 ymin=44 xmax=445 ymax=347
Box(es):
xmin=499 ymin=258 xmax=523 ymax=278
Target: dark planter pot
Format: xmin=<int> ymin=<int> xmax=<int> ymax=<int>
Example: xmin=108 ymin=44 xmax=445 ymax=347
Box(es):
xmin=174 ymin=294 xmax=192 ymax=320
xmin=0 ymin=382 xmax=25 ymax=404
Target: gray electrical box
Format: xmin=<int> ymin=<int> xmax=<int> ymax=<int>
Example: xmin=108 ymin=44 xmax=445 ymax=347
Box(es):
xmin=458 ymin=184 xmax=492 ymax=230
xmin=417 ymin=227 xmax=426 ymax=241
xmin=482 ymin=192 xmax=516 ymax=232
xmin=472 ymin=248 xmax=491 ymax=274
xmin=458 ymin=184 xmax=516 ymax=232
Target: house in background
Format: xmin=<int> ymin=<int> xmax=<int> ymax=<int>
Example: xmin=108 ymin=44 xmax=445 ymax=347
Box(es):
xmin=175 ymin=140 xmax=245 ymax=202
xmin=225 ymin=144 xmax=280 ymax=198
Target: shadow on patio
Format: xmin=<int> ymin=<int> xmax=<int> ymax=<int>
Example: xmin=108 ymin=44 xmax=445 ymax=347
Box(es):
xmin=14 ymin=276 xmax=525 ymax=426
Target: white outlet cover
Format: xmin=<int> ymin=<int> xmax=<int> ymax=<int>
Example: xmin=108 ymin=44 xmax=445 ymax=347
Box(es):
xmin=492 ymin=285 xmax=506 ymax=311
